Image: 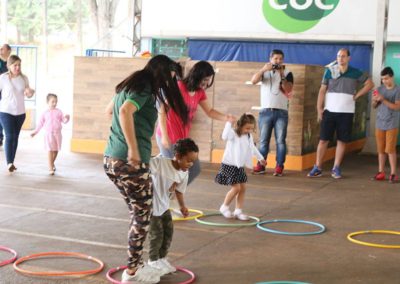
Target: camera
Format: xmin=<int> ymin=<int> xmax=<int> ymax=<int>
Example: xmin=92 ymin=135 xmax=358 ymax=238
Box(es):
xmin=272 ymin=64 xmax=285 ymax=70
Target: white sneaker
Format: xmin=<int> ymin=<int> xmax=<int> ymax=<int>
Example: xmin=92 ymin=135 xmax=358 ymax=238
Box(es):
xmin=233 ymin=209 xmax=250 ymax=221
xmin=219 ymin=205 xmax=233 ymax=219
xmin=159 ymin=258 xmax=177 ymax=274
xmin=148 ymin=259 xmax=170 ymax=276
xmin=121 ymin=265 xmax=160 ymax=284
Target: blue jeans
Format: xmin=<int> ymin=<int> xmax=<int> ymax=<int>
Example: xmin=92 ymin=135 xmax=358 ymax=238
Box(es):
xmin=0 ymin=112 xmax=26 ymax=164
xmin=258 ymin=108 xmax=288 ymax=167
xmin=155 ymin=134 xmax=200 ymax=185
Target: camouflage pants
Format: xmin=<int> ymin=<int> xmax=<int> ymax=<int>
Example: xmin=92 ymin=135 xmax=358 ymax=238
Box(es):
xmin=103 ymin=156 xmax=153 ymax=269
xmin=148 ymin=209 xmax=174 ymax=261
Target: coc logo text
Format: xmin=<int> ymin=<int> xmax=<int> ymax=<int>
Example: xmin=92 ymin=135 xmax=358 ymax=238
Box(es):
xmin=263 ymin=0 xmax=340 ymax=33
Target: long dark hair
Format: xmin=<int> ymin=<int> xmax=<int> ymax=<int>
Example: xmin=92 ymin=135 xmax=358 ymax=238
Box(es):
xmin=182 ymin=61 xmax=215 ymax=92
xmin=115 ymin=54 xmax=189 ymax=125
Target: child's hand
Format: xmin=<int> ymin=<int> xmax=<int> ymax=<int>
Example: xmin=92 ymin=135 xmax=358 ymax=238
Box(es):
xmin=65 ymin=114 xmax=70 ymax=120
xmin=30 ymin=132 xmax=36 ymax=138
xmin=259 ymin=159 xmax=266 ymax=166
xmin=226 ymin=114 xmax=236 ymax=123
xmin=180 ymin=206 xmax=189 ymax=218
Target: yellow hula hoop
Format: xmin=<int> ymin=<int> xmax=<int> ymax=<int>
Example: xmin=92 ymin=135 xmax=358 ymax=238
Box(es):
xmin=170 ymin=208 xmax=204 ymax=221
xmin=347 ymin=230 xmax=400 ymax=249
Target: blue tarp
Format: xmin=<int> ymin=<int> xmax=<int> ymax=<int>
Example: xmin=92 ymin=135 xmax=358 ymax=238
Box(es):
xmin=188 ymin=40 xmax=371 ymax=72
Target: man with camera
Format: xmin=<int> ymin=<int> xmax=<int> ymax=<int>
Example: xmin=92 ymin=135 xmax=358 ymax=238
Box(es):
xmin=251 ymin=49 xmax=294 ymax=176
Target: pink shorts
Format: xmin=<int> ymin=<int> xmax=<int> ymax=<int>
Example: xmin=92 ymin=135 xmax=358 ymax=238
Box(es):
xmin=44 ymin=132 xmax=62 ymax=151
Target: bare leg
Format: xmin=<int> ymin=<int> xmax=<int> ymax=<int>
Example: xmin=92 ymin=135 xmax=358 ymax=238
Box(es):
xmin=333 ymin=140 xmax=346 ymax=168
xmin=378 ymin=153 xmax=387 ymax=173
xmin=235 ymin=183 xmax=246 ymax=210
xmin=52 ymin=151 xmax=59 ymax=169
xmin=48 ymin=151 xmax=53 ymax=171
xmin=315 ymin=140 xmax=329 ymax=168
xmin=388 ymin=152 xmax=397 ymax=175
xmin=223 ymin=184 xmax=241 ymax=207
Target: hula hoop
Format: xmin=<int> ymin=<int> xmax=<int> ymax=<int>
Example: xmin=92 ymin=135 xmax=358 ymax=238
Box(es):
xmin=0 ymin=245 xmax=18 ymax=266
xmin=347 ymin=230 xmax=400 ymax=249
xmin=257 ymin=219 xmax=326 ymax=236
xmin=195 ymin=213 xmax=260 ymax=227
xmin=106 ymin=265 xmax=195 ymax=284
xmin=13 ymin=252 xmax=104 ymax=276
xmin=255 ymin=282 xmax=310 ymax=284
xmin=170 ymin=208 xmax=204 ymax=221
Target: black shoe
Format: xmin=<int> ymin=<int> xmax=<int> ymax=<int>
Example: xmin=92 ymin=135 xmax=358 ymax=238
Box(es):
xmin=0 ymin=140 xmax=3 ymax=147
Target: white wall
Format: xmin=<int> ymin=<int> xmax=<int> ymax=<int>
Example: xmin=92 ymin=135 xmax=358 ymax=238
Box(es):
xmin=142 ymin=0 xmax=399 ymax=42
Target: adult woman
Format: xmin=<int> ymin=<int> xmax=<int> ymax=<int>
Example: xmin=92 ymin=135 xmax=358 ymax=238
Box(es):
xmin=157 ymin=60 xmax=235 ymax=184
xmin=103 ymin=55 xmax=188 ymax=284
xmin=0 ymin=55 xmax=34 ymax=172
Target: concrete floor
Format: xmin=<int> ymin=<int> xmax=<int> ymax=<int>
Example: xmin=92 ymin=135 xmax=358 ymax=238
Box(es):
xmin=0 ymin=131 xmax=399 ymax=284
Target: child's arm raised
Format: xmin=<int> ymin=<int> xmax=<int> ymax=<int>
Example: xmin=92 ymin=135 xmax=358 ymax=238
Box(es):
xmin=221 ymin=121 xmax=235 ymax=141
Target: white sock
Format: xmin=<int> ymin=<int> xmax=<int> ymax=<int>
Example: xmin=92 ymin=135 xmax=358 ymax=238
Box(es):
xmin=234 ymin=208 xmax=242 ymax=215
xmin=220 ymin=204 xmax=230 ymax=212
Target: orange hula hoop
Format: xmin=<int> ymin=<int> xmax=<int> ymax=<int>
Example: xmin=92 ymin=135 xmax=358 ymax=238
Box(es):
xmin=13 ymin=251 xmax=104 ymax=276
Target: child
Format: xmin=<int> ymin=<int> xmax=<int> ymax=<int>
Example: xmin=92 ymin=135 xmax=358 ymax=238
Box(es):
xmin=371 ymin=67 xmax=400 ymax=183
xmin=216 ymin=113 xmax=265 ymax=220
xmin=146 ymin=138 xmax=199 ymax=277
xmin=31 ymin=93 xmax=70 ymax=175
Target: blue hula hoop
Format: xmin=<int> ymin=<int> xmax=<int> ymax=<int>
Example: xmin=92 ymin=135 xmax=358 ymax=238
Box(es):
xmin=255 ymin=282 xmax=311 ymax=284
xmin=256 ymin=219 xmax=326 ymax=236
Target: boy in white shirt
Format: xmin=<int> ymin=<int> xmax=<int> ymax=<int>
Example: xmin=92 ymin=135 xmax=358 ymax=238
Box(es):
xmin=147 ymin=138 xmax=199 ymax=276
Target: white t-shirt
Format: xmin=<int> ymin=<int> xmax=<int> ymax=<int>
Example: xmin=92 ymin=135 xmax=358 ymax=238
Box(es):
xmin=150 ymin=156 xmax=188 ymax=216
xmin=260 ymin=69 xmax=291 ymax=110
xmin=0 ymin=73 xmax=28 ymax=115
xmin=221 ymin=122 xmax=264 ymax=169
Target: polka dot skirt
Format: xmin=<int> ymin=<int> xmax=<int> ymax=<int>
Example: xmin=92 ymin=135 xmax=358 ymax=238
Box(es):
xmin=215 ymin=163 xmax=247 ymax=186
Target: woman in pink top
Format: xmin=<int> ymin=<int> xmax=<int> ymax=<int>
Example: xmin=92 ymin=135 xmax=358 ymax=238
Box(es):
xmin=157 ymin=61 xmax=235 ymax=184
xmin=31 ymin=93 xmax=70 ymax=175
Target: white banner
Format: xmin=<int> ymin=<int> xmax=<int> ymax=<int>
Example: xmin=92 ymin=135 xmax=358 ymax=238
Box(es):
xmin=142 ymin=0 xmax=399 ymax=42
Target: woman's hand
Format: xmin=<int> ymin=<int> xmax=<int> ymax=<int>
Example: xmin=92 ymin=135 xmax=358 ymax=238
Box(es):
xmin=24 ymin=88 xmax=35 ymax=98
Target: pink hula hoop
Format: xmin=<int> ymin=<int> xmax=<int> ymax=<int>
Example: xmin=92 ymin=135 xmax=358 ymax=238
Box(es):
xmin=106 ymin=265 xmax=195 ymax=284
xmin=0 ymin=245 xmax=18 ymax=266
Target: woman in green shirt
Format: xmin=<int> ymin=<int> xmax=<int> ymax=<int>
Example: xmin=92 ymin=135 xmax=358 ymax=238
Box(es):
xmin=104 ymin=55 xmax=188 ymax=284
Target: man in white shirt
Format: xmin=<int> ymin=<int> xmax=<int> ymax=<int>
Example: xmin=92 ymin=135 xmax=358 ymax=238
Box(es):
xmin=251 ymin=49 xmax=294 ymax=176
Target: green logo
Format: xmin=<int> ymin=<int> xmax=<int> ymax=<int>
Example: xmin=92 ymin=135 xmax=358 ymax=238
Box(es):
xmin=262 ymin=0 xmax=340 ymax=33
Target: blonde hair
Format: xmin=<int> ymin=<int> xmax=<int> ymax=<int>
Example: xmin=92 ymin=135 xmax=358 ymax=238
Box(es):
xmin=7 ymin=54 xmax=28 ymax=86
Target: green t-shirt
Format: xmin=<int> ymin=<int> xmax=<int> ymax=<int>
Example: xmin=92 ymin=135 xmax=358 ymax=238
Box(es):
xmin=104 ymin=87 xmax=157 ymax=163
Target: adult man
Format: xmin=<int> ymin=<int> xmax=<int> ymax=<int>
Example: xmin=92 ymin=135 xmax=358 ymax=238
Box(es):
xmin=307 ymin=48 xmax=374 ymax=179
xmin=0 ymin=44 xmax=12 ymax=147
xmin=251 ymin=49 xmax=294 ymax=176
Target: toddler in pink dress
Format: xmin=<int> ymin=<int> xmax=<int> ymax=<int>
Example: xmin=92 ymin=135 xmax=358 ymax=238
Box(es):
xmin=31 ymin=93 xmax=70 ymax=175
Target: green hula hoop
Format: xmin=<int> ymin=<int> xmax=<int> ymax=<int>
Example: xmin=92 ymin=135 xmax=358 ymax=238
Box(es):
xmin=195 ymin=213 xmax=259 ymax=227
xmin=347 ymin=230 xmax=400 ymax=249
